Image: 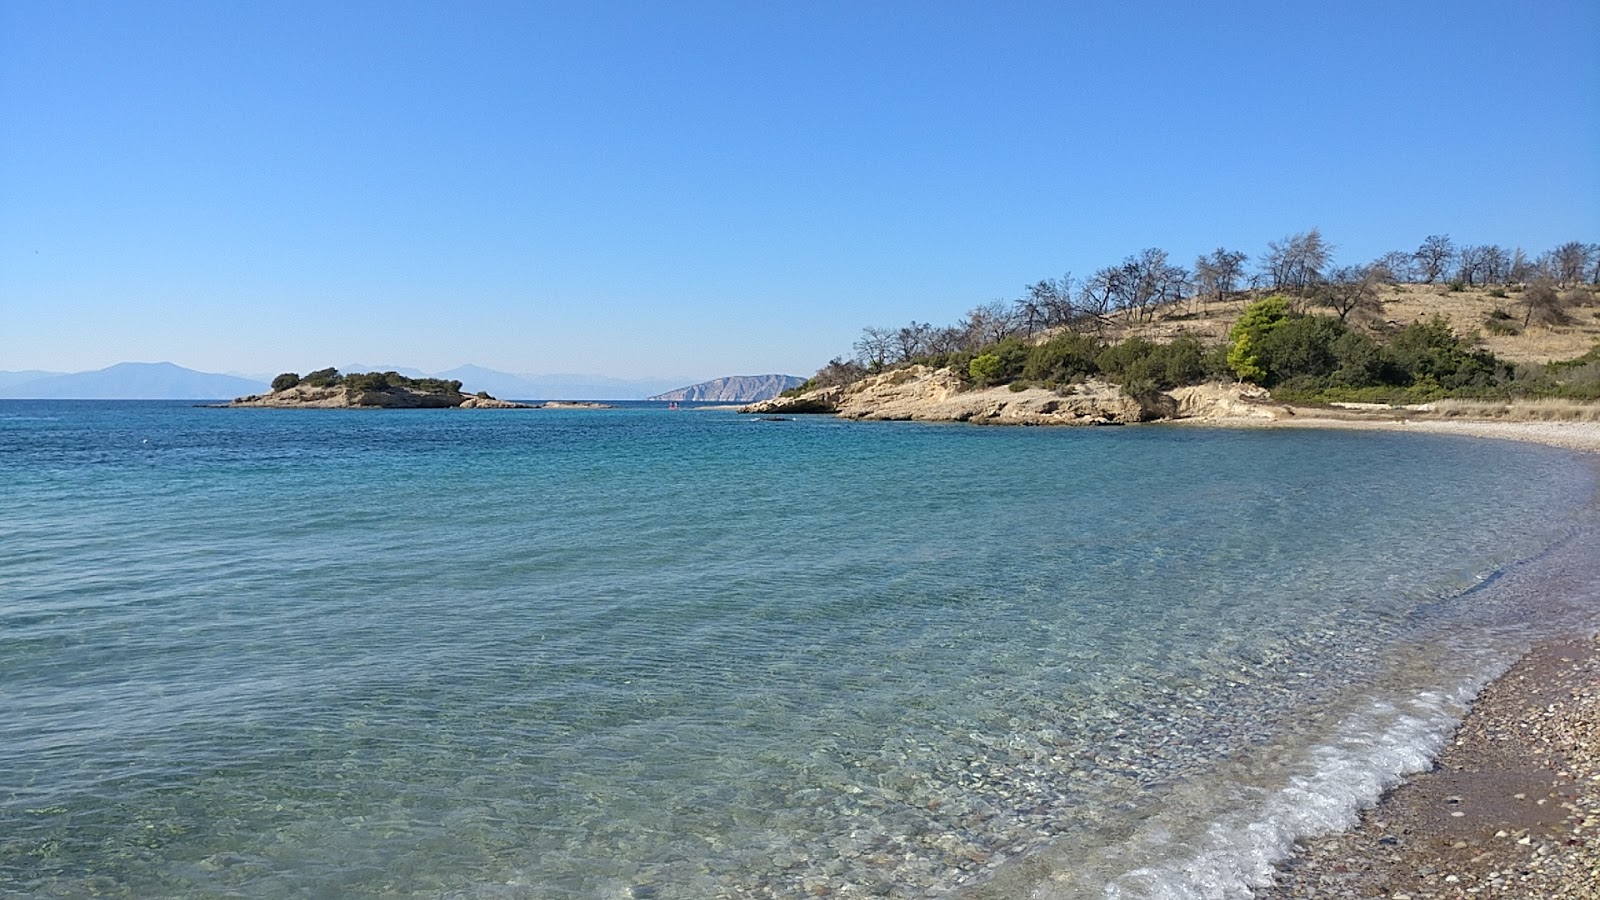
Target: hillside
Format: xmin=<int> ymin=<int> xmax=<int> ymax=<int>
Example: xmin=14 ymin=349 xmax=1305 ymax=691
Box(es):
xmin=649 ymin=374 xmax=805 ymax=402
xmin=1103 ymin=282 xmax=1600 ymax=366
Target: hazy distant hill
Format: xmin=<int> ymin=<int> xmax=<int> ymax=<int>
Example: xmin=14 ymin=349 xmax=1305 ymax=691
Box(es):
xmin=648 ymin=374 xmax=805 ymax=403
xmin=0 ymin=363 xmax=268 ymax=400
xmin=0 ymin=370 xmax=63 ymax=390
xmin=0 ymin=362 xmax=693 ymax=402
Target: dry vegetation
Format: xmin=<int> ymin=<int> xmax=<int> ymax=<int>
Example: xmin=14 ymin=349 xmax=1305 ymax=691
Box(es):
xmin=1106 ymin=282 xmax=1600 ymax=367
xmin=1431 ymin=397 xmax=1600 ymax=422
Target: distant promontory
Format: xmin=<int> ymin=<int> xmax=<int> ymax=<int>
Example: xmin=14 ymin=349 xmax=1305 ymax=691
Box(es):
xmin=648 ymin=374 xmax=804 ymax=402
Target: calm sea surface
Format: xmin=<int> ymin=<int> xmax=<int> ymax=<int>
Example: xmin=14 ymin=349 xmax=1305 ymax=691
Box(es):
xmin=3 ymin=401 xmax=1599 ymax=899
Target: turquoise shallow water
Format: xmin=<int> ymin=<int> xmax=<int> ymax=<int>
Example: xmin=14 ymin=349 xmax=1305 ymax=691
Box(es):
xmin=3 ymin=401 xmax=1599 ymax=898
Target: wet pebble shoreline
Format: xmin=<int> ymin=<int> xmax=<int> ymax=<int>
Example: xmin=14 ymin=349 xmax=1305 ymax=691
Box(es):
xmin=1263 ymin=633 xmax=1600 ymax=899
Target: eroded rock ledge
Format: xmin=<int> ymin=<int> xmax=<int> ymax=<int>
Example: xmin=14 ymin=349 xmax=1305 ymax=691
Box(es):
xmin=738 ymin=365 xmax=1287 ymax=426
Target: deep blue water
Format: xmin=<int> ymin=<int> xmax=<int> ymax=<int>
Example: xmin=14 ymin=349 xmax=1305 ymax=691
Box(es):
xmin=3 ymin=400 xmax=1598 ymax=899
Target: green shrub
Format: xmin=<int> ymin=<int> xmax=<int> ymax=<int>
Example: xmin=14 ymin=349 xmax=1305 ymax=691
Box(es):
xmin=1447 ymin=279 xmax=1467 ymax=292
xmin=1097 ymin=336 xmax=1211 ymax=391
xmin=1330 ymin=330 xmax=1385 ymax=386
xmin=1226 ymin=332 xmax=1267 ymax=383
xmin=1226 ymin=296 xmax=1291 ymax=382
xmin=302 ymin=367 xmax=341 ymax=387
xmin=271 ymin=372 xmax=301 ymax=392
xmin=969 ymin=353 xmax=1004 ymax=385
xmin=1255 ymin=315 xmax=1347 ymax=385
xmin=1022 ymin=333 xmax=1103 ymax=383
xmin=966 ymin=338 xmax=1029 ymax=386
xmin=1484 ymin=309 xmax=1521 ymax=336
xmin=343 ymin=371 xmax=396 ymax=392
xmin=1385 ymin=317 xmax=1506 ymax=391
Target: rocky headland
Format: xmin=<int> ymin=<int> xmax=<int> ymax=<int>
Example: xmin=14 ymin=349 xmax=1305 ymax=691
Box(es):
xmin=739 ymin=364 xmax=1286 ymax=425
xmin=650 ymin=374 xmax=806 ymax=403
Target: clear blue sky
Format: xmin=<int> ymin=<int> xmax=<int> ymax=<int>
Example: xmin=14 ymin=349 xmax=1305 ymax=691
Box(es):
xmin=3 ymin=1 xmax=1597 ymax=380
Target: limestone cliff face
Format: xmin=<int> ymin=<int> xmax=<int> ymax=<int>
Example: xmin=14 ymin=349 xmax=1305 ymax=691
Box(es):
xmin=229 ymin=385 xmax=531 ymax=409
xmin=740 ymin=366 xmax=1289 ymax=425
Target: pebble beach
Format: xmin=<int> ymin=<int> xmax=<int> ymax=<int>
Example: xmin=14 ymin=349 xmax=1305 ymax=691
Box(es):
xmin=1246 ymin=415 xmax=1600 ymax=898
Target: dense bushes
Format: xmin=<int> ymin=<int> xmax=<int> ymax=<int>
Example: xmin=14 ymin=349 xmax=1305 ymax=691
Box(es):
xmin=1096 ymin=336 xmax=1215 ymax=393
xmin=966 ymin=338 xmax=1030 ymax=386
xmin=301 ymin=367 xmax=341 ymax=388
xmin=1022 ymin=333 xmax=1104 ymax=383
xmin=1220 ymin=299 xmax=1515 ymax=401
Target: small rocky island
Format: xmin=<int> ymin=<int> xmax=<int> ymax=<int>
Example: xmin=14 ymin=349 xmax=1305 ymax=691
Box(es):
xmin=229 ymin=368 xmax=533 ymax=408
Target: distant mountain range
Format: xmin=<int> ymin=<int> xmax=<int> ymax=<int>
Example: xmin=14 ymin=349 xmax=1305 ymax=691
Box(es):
xmin=0 ymin=363 xmax=700 ymax=401
xmin=0 ymin=363 xmax=268 ymax=400
xmin=648 ymin=374 xmax=805 ymax=402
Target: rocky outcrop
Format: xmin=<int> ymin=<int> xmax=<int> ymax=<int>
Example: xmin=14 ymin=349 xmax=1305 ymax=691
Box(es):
xmin=649 ymin=374 xmax=806 ymax=402
xmin=459 ymin=395 xmax=534 ymax=409
xmin=229 ymin=385 xmax=533 ymax=409
xmin=741 ymin=366 xmax=1289 ymax=426
xmin=1166 ymin=382 xmax=1291 ymax=420
xmin=741 ymin=366 xmax=1146 ymax=424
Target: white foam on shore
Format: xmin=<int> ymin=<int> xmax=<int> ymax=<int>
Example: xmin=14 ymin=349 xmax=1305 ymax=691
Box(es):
xmin=966 ymin=673 xmax=1490 ymax=900
xmin=1101 ymin=687 xmax=1476 ymax=899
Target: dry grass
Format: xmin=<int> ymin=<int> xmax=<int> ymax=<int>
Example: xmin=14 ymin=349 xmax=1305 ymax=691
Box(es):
xmin=1432 ymin=397 xmax=1600 ymax=422
xmin=1106 ymin=283 xmax=1600 ymax=366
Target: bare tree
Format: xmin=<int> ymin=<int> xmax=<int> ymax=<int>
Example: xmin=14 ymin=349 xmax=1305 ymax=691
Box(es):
xmin=1023 ymin=274 xmax=1078 ymax=331
xmin=1508 ymin=247 xmax=1536 ymax=284
xmin=854 ymin=326 xmax=895 ymax=369
xmin=1455 ymin=244 xmax=1490 ymax=286
xmin=1260 ymin=237 xmax=1293 ymax=292
xmin=1371 ymin=251 xmax=1414 ymax=283
xmin=1551 ymin=241 xmax=1592 ymax=286
xmin=925 ymin=325 xmax=967 ymax=355
xmin=1108 ymin=248 xmax=1189 ymax=321
xmin=893 ymin=321 xmax=932 ymax=363
xmin=1014 ymin=287 xmax=1047 ymax=338
xmin=1481 ymin=245 xmax=1510 ymax=285
xmin=963 ymin=299 xmax=1016 ymax=346
xmin=811 ymin=357 xmax=866 ymax=388
xmin=1193 ymin=248 xmax=1248 ymax=312
xmin=1413 ymin=234 xmax=1455 ymax=284
xmin=1261 ymin=228 xmax=1332 ymax=295
xmin=1078 ymin=267 xmax=1121 ymax=325
xmin=1043 ymin=273 xmax=1078 ymax=329
xmin=1319 ymin=264 xmax=1384 ymax=322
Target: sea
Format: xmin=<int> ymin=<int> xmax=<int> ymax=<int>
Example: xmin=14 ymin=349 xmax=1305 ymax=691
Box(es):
xmin=4 ymin=400 xmax=1599 ymax=899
